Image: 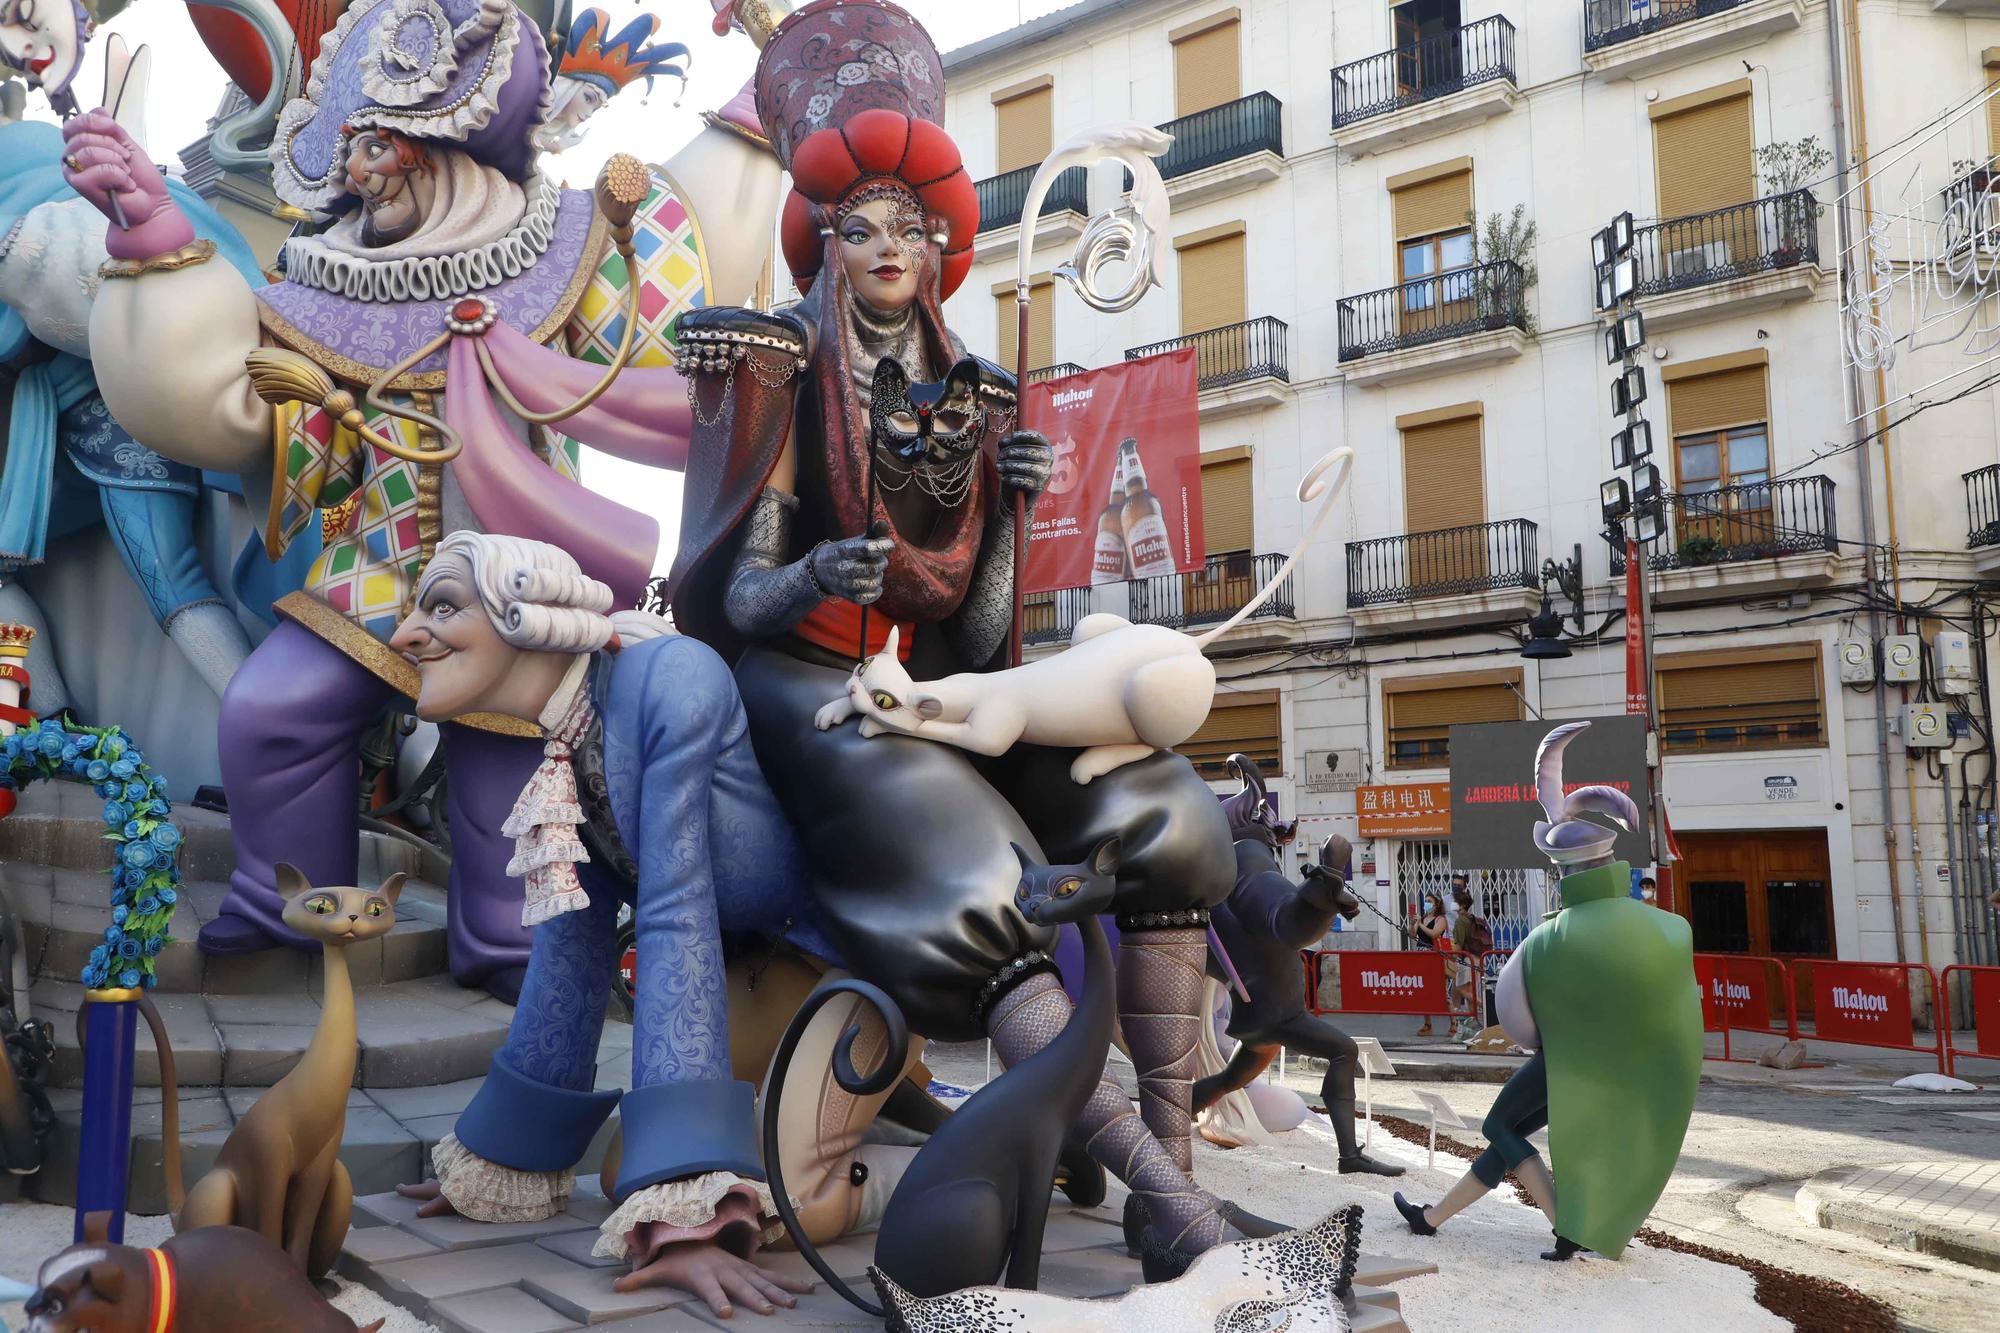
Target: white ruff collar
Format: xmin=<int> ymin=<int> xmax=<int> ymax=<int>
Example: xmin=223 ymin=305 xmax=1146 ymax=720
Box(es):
xmin=504 ymin=654 xmax=597 ymax=929
xmin=279 ymin=176 xmax=563 ymax=304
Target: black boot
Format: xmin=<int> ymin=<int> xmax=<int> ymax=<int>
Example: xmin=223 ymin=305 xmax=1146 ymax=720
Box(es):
xmin=1338 ymin=1152 xmax=1405 ymax=1177
xmin=1541 ymin=1234 xmax=1588 ymax=1261
xmin=1056 ymin=1135 xmax=1107 ymax=1208
xmin=1393 ymin=1191 xmax=1437 ymax=1236
xmin=1122 ymin=1192 xmax=1147 ymax=1257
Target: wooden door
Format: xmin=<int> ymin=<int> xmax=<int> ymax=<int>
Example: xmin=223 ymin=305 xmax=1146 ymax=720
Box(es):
xmin=1394 ymin=7 xmax=1421 ymax=96
xmin=1677 ymin=829 xmax=1835 ymax=1019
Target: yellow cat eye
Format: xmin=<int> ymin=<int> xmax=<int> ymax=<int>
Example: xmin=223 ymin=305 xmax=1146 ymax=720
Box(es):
xmin=366 ymin=901 xmax=386 ymax=917
xmin=305 ymin=896 xmax=336 ymax=915
xmin=1056 ymin=878 xmax=1080 ymax=897
xmin=872 ymin=691 xmax=898 ymax=711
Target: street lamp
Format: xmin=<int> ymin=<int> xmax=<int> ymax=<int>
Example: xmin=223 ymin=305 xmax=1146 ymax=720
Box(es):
xmin=1521 ymin=547 xmax=1586 ymax=662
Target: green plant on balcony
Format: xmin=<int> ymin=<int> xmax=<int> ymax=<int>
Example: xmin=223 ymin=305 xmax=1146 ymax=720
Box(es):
xmin=1678 ymin=534 xmax=1724 ymax=567
xmin=1757 ymin=135 xmax=1832 ymax=260
xmin=1466 ymin=204 xmax=1538 ymax=332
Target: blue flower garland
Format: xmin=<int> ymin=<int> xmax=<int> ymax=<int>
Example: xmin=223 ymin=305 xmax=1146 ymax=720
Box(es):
xmin=0 ymin=719 xmax=182 ymax=991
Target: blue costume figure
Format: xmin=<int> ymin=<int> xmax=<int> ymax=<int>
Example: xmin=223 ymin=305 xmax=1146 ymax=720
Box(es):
xmin=387 ymin=532 xmax=828 ymax=1315
xmin=0 ymin=116 xmax=306 ymax=709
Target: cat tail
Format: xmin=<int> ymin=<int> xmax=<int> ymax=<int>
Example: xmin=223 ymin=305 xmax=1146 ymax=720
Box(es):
xmin=1193 ymin=447 xmax=1354 ymax=650
xmin=761 ymin=978 xmax=910 ymax=1317
xmin=79 ymin=995 xmax=185 ymax=1215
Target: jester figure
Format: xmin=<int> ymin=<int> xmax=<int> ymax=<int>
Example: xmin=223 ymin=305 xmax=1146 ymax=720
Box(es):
xmin=60 ymin=0 xmax=781 ymax=996
xmin=1395 ymin=721 xmax=1701 ymax=1259
xmin=665 ymin=0 xmax=1286 ymax=1279
xmin=534 ymin=6 xmax=688 ymax=155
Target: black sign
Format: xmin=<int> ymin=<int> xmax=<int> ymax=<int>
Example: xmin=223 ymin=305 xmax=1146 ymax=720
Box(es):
xmin=1447 ymin=716 xmax=1651 ymax=870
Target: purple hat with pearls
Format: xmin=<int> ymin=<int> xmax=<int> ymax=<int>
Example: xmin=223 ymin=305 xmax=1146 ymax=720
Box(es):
xmin=270 ymin=0 xmax=552 ymax=212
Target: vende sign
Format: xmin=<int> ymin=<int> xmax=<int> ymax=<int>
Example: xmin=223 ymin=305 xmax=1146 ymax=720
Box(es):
xmin=1811 ymin=963 xmax=1915 ymax=1049
xmin=1694 ymin=956 xmax=1771 ymax=1033
xmin=1315 ymin=949 xmax=1451 ymax=1015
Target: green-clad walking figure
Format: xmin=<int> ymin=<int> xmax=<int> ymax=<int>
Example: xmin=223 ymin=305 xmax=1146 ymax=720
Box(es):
xmin=1394 ymin=720 xmax=1702 ymax=1259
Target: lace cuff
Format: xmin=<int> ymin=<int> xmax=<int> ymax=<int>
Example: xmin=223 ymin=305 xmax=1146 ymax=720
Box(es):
xmin=592 ymin=1172 xmax=784 ymax=1261
xmin=432 ymin=1132 xmax=575 ymax=1223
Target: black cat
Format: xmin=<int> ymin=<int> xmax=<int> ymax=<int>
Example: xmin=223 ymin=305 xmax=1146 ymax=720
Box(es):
xmin=763 ymin=837 xmax=1123 ymax=1312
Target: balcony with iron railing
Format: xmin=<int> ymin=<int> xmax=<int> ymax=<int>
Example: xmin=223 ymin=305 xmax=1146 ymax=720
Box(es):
xmin=1611 ymin=476 xmax=1840 ymax=596
xmin=973 ymin=163 xmax=1088 ymax=237
xmin=1625 ymin=191 xmax=1825 ymax=327
xmin=1965 ymin=464 xmax=2000 ymax=549
xmin=1336 ymin=261 xmax=1528 ymax=383
xmin=1346 ymin=519 xmax=1541 ymax=613
xmin=1126 ymin=317 xmax=1290 ymax=399
xmin=1128 ymin=552 xmax=1294 ymax=632
xmin=1582 ymin=0 xmax=1805 ymax=77
xmin=1117 ymin=92 xmax=1285 ymax=205
xmin=1022 ymin=586 xmax=1094 ymax=647
xmin=1331 ymin=15 xmax=1518 ymax=142
xmin=1027 ymin=362 xmax=1086 ymax=384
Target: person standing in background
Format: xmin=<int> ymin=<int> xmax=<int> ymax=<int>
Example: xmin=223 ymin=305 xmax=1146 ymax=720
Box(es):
xmin=1413 ymin=891 xmax=1450 ymax=1037
xmin=1450 ymin=877 xmax=1481 ymax=1040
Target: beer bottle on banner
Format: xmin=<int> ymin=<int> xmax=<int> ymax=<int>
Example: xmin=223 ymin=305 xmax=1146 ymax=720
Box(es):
xmin=1119 ymin=439 xmax=1177 ymax=577
xmin=1091 ymin=448 xmax=1131 ymax=584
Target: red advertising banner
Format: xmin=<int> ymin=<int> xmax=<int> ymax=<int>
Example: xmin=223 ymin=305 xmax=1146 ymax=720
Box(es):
xmin=1313 ymin=949 xmax=1452 ymax=1014
xmin=1019 ymin=348 xmax=1205 ymax=595
xmin=1695 ymin=955 xmax=1771 ymax=1033
xmin=1811 ymin=963 xmax=1916 ymax=1048
xmin=1624 ymin=538 xmax=1647 ymax=716
xmin=1975 ymin=968 xmax=2000 ymax=1057
xmin=1356 ymin=782 xmax=1452 ymax=838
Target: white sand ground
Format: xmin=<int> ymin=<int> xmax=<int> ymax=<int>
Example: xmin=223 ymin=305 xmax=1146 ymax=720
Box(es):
xmin=1192 ymin=1115 xmax=1788 ymax=1333
xmin=0 ymin=1203 xmax=438 ymax=1333
xmin=0 ymin=1117 xmax=1784 ymax=1332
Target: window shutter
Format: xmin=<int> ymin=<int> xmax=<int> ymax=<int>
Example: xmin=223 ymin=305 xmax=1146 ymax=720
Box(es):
xmin=1179 ymin=232 xmax=1247 ymax=335
xmin=1653 ymin=93 xmax=1755 ymax=219
xmin=1401 ymin=413 xmax=1485 ymax=534
xmin=1658 ymin=649 xmax=1823 ymax=750
xmin=995 ymin=282 xmax=1055 ymax=372
xmin=1669 ymin=364 xmax=1769 ymax=437
xmin=1385 ymin=681 xmax=1520 ymax=766
xmin=995 ymin=84 xmax=1053 ymax=175
xmin=1392 ymin=169 xmax=1473 ymax=241
xmin=1178 ymin=689 xmax=1281 ymax=778
xmin=1173 ymin=19 xmax=1241 ymax=118
xmin=1201 ymin=456 xmax=1253 ymax=554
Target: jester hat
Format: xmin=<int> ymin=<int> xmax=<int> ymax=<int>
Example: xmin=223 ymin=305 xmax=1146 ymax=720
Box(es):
xmin=556 ymin=7 xmax=687 ymax=99
xmin=269 ymin=0 xmax=552 ymax=212
xmin=755 ymin=0 xmax=977 ymax=300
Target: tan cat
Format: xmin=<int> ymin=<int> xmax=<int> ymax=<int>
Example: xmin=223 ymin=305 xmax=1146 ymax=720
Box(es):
xmin=144 ymin=864 xmax=403 ymax=1278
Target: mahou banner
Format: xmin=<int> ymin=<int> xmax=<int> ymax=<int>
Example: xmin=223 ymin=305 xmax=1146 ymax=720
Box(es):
xmin=1019 ymin=348 xmax=1206 ymax=595
xmin=1311 ymin=950 xmax=1451 ymax=1015
xmin=1810 ymin=962 xmax=1916 ymax=1049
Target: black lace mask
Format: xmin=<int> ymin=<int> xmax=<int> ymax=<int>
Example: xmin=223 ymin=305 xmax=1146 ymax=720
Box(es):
xmin=870 ymin=356 xmax=986 ymax=464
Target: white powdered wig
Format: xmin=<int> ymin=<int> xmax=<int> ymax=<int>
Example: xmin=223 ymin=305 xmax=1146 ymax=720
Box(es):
xmin=429 ymin=531 xmax=618 ymax=654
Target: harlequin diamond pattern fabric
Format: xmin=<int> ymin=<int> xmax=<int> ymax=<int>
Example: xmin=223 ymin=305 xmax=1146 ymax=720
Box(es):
xmin=567 ymin=170 xmax=706 ymax=368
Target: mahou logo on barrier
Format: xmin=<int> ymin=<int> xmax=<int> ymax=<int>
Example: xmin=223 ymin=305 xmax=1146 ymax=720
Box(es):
xmin=1974 ymin=969 xmax=2000 ymax=1057
xmin=1694 ymin=956 xmax=1769 ymax=1033
xmin=1320 ymin=950 xmax=1450 ymax=1015
xmin=1811 ymin=963 xmax=1915 ymax=1048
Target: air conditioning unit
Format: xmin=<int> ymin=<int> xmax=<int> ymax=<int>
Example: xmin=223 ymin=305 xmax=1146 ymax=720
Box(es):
xmin=1903 ymin=704 xmax=1950 ymax=748
xmin=1304 ymin=748 xmax=1365 ymax=794
xmin=1882 ymin=635 xmax=1923 ymax=683
xmin=1665 ymin=242 xmax=1728 ymax=280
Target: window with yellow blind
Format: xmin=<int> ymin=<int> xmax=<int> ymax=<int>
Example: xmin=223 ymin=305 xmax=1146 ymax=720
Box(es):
xmin=1400 ymin=406 xmax=1486 ymax=592
xmin=1177 ymin=688 xmax=1281 ymax=779
xmin=1391 ymin=163 xmax=1475 ymax=326
xmin=1658 ymin=646 xmax=1824 ymax=753
xmin=1384 ymin=675 xmax=1521 ymax=771
xmin=1652 ymin=84 xmax=1755 ymax=221
xmin=1172 ymin=13 xmax=1242 ymax=118
xmin=1667 ymin=354 xmax=1772 ymax=554
xmin=994 ymin=279 xmax=1054 ymax=373
xmin=994 ymin=81 xmax=1053 ymax=175
xmin=1178 ymin=229 xmax=1247 ymax=336
xmin=1200 ymin=454 xmax=1253 ymax=555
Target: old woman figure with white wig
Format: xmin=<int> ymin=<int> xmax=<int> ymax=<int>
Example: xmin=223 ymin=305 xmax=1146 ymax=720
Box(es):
xmin=386 ymin=531 xmax=830 ymax=1317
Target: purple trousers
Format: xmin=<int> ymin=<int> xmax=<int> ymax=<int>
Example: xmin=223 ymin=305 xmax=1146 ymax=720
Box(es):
xmin=215 ymin=621 xmax=539 ymax=984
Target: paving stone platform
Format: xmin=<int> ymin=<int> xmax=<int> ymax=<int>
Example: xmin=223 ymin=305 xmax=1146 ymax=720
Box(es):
xmin=1796 ymin=1160 xmax=2000 ymax=1273
xmin=340 ymin=1177 xmax=1431 ymax=1332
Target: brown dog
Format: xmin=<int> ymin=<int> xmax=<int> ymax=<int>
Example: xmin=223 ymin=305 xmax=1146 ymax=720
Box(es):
xmin=24 ymin=1213 xmax=383 ymax=1333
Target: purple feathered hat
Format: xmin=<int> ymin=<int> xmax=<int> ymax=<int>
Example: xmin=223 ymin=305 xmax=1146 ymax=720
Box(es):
xmin=270 ymin=0 xmax=551 ymax=212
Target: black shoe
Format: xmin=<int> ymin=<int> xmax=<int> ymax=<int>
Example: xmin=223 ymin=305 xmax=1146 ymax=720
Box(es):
xmin=1122 ymin=1192 xmax=1147 ymax=1258
xmin=1056 ymin=1136 xmax=1107 ymax=1208
xmin=1138 ymin=1227 xmax=1195 ymax=1284
xmin=196 ymin=914 xmax=289 ymax=956
xmin=1393 ymin=1191 xmax=1437 ymax=1237
xmin=1216 ymin=1199 xmax=1288 ymax=1238
xmin=193 ymin=785 xmax=229 ymax=814
xmin=482 ymin=966 xmax=528 ymax=1006
xmin=1541 ymin=1234 xmax=1587 ymax=1261
xmin=1339 ymin=1153 xmax=1406 ymax=1177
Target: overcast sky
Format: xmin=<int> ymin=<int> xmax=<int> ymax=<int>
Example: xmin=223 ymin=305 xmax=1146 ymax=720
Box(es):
xmin=49 ymin=1 xmax=1082 ymax=572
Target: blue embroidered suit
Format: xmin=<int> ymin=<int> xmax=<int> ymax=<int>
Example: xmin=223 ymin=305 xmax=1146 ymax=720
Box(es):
xmin=454 ymin=634 xmax=834 ymax=1195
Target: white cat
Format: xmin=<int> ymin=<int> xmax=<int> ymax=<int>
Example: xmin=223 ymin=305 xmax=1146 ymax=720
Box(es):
xmin=814 ymin=448 xmax=1354 ymax=784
